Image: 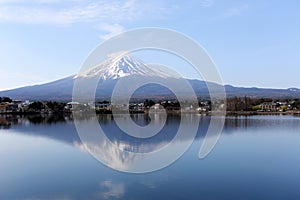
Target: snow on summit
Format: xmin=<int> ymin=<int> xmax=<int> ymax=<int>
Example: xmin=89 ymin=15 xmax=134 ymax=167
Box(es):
xmin=74 ymin=55 xmax=178 ymax=80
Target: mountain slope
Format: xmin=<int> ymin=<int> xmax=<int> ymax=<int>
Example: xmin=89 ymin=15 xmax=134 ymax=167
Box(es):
xmin=0 ymin=56 xmax=299 ymax=101
xmin=0 ymin=76 xmax=75 ymax=101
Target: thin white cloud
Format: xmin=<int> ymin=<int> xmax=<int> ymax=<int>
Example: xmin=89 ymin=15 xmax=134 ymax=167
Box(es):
xmin=0 ymin=0 xmax=170 ymax=25
xmin=199 ymin=0 xmax=214 ymax=7
xmin=0 ymin=0 xmax=83 ymax=4
xmin=0 ymin=0 xmax=177 ymax=41
xmin=0 ymin=0 xmax=143 ymax=24
xmin=99 ymin=23 xmax=125 ymax=40
xmin=0 ymin=0 xmax=180 ymax=42
xmin=100 ymin=181 xmax=125 ymax=199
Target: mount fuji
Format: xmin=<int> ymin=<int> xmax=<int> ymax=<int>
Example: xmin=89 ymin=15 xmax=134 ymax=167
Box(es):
xmin=0 ymin=56 xmax=299 ymax=101
xmin=74 ymin=55 xmax=175 ymax=80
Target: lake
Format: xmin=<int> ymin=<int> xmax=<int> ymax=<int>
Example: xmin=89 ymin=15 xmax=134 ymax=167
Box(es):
xmin=0 ymin=114 xmax=300 ymax=200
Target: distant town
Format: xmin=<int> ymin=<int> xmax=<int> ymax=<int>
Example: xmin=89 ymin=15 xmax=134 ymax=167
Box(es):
xmin=1 ymin=96 xmax=300 ymax=116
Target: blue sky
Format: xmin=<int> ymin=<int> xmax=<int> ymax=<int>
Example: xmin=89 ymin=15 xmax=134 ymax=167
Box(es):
xmin=0 ymin=0 xmax=299 ymax=90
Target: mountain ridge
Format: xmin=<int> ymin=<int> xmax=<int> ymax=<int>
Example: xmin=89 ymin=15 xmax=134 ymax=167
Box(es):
xmin=0 ymin=56 xmax=299 ymax=101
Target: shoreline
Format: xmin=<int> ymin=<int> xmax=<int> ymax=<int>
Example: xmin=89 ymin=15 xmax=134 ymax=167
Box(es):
xmin=226 ymin=111 xmax=300 ymax=116
xmin=1 ymin=110 xmax=300 ymax=116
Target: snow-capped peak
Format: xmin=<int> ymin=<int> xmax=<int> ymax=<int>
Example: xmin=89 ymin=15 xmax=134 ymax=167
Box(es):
xmin=74 ymin=54 xmax=178 ymax=80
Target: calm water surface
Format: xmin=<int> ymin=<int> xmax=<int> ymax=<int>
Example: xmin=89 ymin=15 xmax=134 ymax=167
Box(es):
xmin=0 ymin=114 xmax=300 ymax=200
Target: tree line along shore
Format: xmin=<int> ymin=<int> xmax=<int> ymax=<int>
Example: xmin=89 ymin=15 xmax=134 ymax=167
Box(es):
xmin=1 ymin=96 xmax=300 ymax=115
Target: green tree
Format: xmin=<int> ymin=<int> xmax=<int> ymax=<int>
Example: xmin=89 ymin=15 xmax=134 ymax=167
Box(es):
xmin=28 ymin=102 xmax=45 ymax=111
xmin=144 ymin=99 xmax=155 ymax=108
xmin=0 ymin=97 xmax=12 ymax=103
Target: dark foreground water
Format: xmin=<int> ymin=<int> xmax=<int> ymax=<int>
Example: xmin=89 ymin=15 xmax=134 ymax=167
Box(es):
xmin=0 ymin=114 xmax=300 ymax=200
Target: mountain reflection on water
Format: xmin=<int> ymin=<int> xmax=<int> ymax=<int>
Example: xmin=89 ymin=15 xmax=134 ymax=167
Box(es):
xmin=1 ymin=113 xmax=299 ymax=157
xmin=1 ymin=114 xmax=300 ymax=145
xmin=1 ymin=114 xmax=300 ymax=199
xmin=0 ymin=113 xmax=208 ymax=148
